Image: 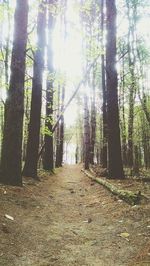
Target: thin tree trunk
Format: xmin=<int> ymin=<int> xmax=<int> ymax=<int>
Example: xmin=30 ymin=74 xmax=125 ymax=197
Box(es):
xmin=56 ymin=0 xmax=67 ymax=167
xmin=55 ymin=85 xmax=61 ymax=167
xmin=121 ymin=51 xmax=128 ymax=166
xmin=0 ymin=0 xmax=28 ymax=185
xmin=43 ymin=1 xmax=56 ymax=171
xmin=23 ymin=83 xmax=30 ymax=162
xmin=59 ymin=85 xmax=65 ymax=166
xmin=141 ymin=116 xmax=150 ymax=169
xmin=22 ymin=1 xmax=46 ymax=178
xmin=126 ymin=0 xmax=137 ymax=169
xmin=106 ymin=0 xmax=124 ymax=179
xmin=84 ymin=94 xmax=90 ymax=170
xmin=90 ymin=67 xmax=96 ymax=164
xmin=133 ymin=145 xmax=139 ymax=175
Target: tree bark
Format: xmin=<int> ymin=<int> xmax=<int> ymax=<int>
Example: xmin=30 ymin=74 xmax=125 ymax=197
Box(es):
xmin=101 ymin=0 xmax=108 ymax=169
xmin=106 ymin=0 xmax=124 ymax=179
xmin=22 ymin=1 xmax=46 ymax=178
xmin=43 ymin=1 xmax=56 ymax=171
xmin=59 ymin=85 xmax=65 ymax=166
xmin=126 ymin=0 xmax=137 ymax=169
xmin=0 ymin=0 xmax=28 ymax=185
xmin=84 ymin=94 xmax=90 ymax=170
xmin=120 ymin=47 xmax=128 ymax=166
xmin=55 ymin=86 xmax=61 ymax=167
xmin=90 ymin=67 xmax=96 ymax=164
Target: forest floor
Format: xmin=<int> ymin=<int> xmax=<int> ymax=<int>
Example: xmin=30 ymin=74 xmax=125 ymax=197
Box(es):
xmin=0 ymin=164 xmax=150 ymax=266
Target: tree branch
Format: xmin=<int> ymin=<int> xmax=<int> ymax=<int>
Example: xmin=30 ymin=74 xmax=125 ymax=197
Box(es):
xmin=38 ymin=55 xmax=100 ymax=159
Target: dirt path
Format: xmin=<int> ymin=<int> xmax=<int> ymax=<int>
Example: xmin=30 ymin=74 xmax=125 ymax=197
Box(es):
xmin=0 ymin=165 xmax=150 ymax=266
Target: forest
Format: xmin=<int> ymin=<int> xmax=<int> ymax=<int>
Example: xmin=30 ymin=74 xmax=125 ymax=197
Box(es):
xmin=0 ymin=0 xmax=150 ymax=265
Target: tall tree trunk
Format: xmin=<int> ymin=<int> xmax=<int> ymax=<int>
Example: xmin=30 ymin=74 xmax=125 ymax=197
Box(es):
xmin=22 ymin=1 xmax=46 ymax=178
xmin=55 ymin=0 xmax=67 ymax=167
xmin=101 ymin=0 xmax=107 ymax=168
xmin=127 ymin=83 xmax=135 ymax=168
xmin=0 ymin=0 xmax=28 ymax=185
xmin=23 ymin=83 xmax=31 ymax=162
xmin=119 ymin=43 xmax=128 ymax=167
xmin=4 ymin=0 xmax=10 ymax=87
xmin=126 ymin=0 xmax=137 ymax=169
xmin=54 ymin=84 xmax=65 ymax=168
xmin=55 ymin=85 xmax=61 ymax=167
xmin=0 ymin=1 xmax=10 ymax=155
xmin=141 ymin=116 xmax=150 ymax=169
xmin=43 ymin=1 xmax=56 ymax=171
xmin=106 ymin=0 xmax=124 ymax=179
xmin=137 ymin=54 xmax=150 ymax=126
xmin=59 ymin=85 xmax=65 ymax=166
xmin=90 ymin=67 xmax=96 ymax=164
xmin=84 ymin=94 xmax=90 ymax=170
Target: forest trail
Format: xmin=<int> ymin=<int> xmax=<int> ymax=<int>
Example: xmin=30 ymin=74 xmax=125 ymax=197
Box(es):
xmin=0 ymin=165 xmax=150 ymax=266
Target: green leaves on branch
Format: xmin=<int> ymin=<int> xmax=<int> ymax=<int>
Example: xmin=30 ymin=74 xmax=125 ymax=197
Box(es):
xmin=42 ymin=126 xmax=53 ymax=137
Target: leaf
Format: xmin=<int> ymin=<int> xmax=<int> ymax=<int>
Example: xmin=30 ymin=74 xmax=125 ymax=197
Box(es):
xmin=83 ymin=218 xmax=92 ymax=223
xmin=120 ymin=232 xmax=130 ymax=241
xmin=4 ymin=214 xmax=14 ymax=221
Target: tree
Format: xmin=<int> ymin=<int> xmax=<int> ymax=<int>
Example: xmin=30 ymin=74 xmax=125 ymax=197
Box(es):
xmin=90 ymin=66 xmax=96 ymax=164
xmin=126 ymin=0 xmax=137 ymax=168
xmin=55 ymin=84 xmax=61 ymax=167
xmin=55 ymin=0 xmax=67 ymax=167
xmin=0 ymin=0 xmax=29 ymax=185
xmin=43 ymin=0 xmax=56 ymax=171
xmin=58 ymin=85 xmax=65 ymax=167
xmin=119 ymin=41 xmax=128 ymax=166
xmin=106 ymin=0 xmax=124 ymax=179
xmin=84 ymin=93 xmax=90 ymax=169
xmin=100 ymin=0 xmax=107 ymax=168
xmin=22 ymin=1 xmax=46 ymax=178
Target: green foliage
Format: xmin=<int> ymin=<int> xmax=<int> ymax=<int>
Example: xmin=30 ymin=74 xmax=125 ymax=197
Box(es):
xmin=41 ymin=125 xmax=53 ymax=137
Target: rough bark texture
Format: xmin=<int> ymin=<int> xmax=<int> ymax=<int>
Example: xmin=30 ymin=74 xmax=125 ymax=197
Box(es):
xmin=59 ymin=86 xmax=65 ymax=167
xmin=101 ymin=0 xmax=107 ymax=169
xmin=55 ymin=0 xmax=66 ymax=167
xmin=43 ymin=86 xmax=54 ymax=171
xmin=43 ymin=3 xmax=55 ymax=171
xmin=55 ymin=86 xmax=61 ymax=168
xmin=84 ymin=94 xmax=90 ymax=170
xmin=106 ymin=0 xmax=124 ymax=179
xmin=0 ymin=0 xmax=28 ymax=186
xmin=127 ymin=85 xmax=135 ymax=168
xmin=22 ymin=1 xmax=46 ymax=178
xmin=141 ymin=118 xmax=150 ymax=169
xmin=120 ymin=50 xmax=128 ymax=166
xmin=126 ymin=0 xmax=137 ymax=168
xmin=90 ymin=69 xmax=96 ymax=165
xmin=139 ymin=94 xmax=150 ymax=126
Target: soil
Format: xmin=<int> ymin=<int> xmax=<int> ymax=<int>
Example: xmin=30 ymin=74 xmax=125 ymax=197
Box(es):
xmin=0 ymin=164 xmax=150 ymax=266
